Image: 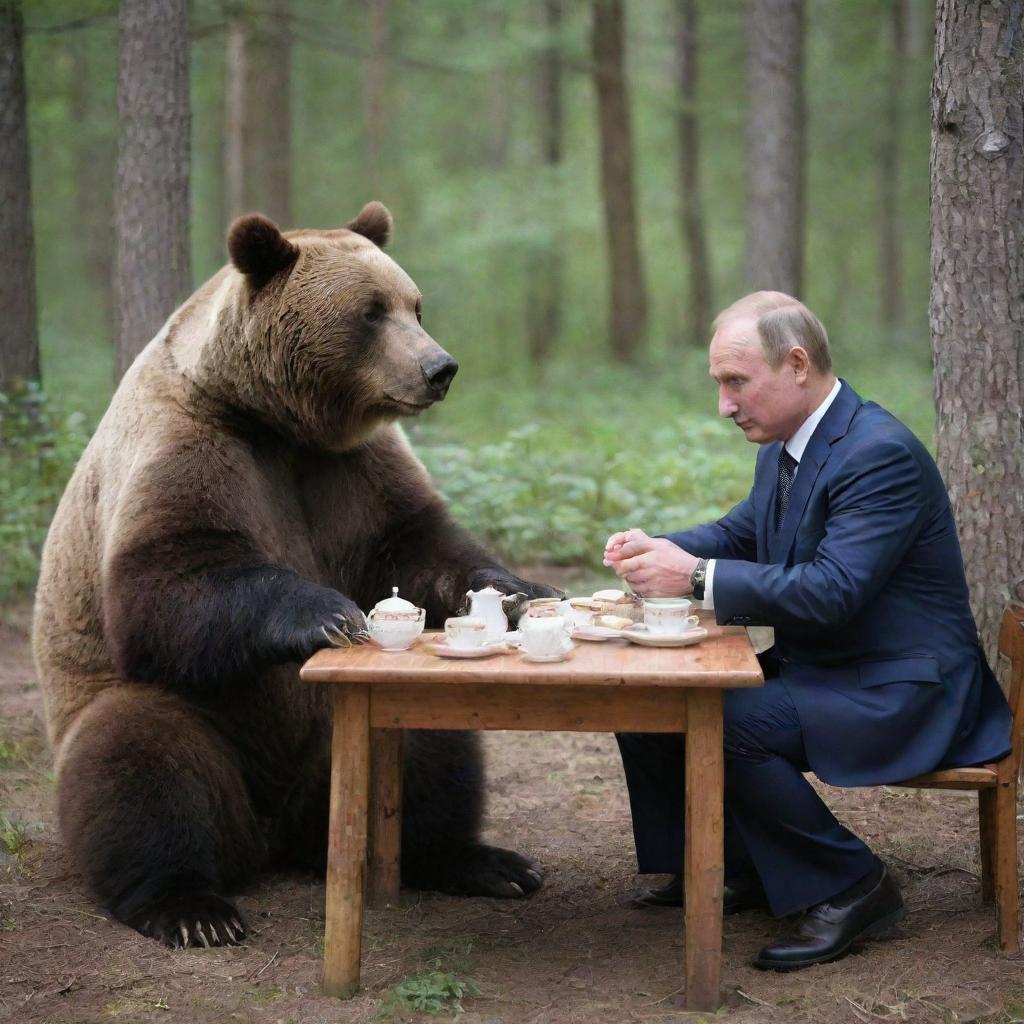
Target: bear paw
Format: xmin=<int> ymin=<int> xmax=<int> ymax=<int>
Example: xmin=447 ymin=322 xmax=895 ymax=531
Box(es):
xmin=414 ymin=843 xmax=544 ymax=900
xmin=124 ymin=892 xmax=247 ymax=949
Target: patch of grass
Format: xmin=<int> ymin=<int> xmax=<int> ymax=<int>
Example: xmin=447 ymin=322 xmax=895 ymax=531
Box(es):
xmin=377 ymin=944 xmax=479 ymax=1019
xmin=0 ymin=814 xmax=42 ymax=856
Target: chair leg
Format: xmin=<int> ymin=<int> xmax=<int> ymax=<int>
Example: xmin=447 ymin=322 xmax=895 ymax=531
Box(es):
xmin=979 ymin=788 xmax=996 ymax=904
xmin=993 ymin=780 xmax=1020 ymax=953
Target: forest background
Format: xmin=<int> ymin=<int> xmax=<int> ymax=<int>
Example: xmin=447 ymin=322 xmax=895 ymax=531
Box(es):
xmin=2 ymin=0 xmax=938 ymax=608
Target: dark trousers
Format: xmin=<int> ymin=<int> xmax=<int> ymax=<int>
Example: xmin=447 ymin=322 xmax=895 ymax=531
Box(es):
xmin=616 ymin=676 xmax=877 ymax=917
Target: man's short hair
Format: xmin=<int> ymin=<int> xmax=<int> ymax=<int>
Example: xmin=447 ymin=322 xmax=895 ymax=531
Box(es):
xmin=713 ymin=291 xmax=832 ymax=373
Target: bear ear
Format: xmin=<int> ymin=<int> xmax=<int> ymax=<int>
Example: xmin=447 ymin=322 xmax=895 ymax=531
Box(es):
xmin=344 ymin=201 xmax=393 ymax=248
xmin=227 ymin=214 xmax=299 ymax=285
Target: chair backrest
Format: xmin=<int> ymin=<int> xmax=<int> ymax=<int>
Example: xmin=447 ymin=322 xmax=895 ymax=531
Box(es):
xmin=997 ymin=602 xmax=1024 ymax=779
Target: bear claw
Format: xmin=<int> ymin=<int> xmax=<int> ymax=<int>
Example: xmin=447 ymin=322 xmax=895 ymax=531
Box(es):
xmin=123 ymin=892 xmax=246 ymax=949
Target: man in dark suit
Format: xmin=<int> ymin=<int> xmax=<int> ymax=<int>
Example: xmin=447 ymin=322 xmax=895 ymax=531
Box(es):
xmin=605 ymin=292 xmax=1012 ymax=970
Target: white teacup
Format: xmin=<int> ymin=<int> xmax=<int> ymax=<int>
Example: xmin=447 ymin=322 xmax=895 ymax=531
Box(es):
xmin=643 ymin=598 xmax=699 ymax=635
xmin=445 ymin=616 xmax=488 ymax=649
xmin=519 ymin=614 xmax=572 ymax=658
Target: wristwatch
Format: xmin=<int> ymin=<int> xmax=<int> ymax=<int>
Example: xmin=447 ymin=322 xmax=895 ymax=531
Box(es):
xmin=691 ymin=558 xmax=708 ymax=601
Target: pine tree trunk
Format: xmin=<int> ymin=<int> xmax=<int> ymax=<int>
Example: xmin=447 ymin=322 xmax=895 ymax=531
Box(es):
xmin=113 ymin=0 xmax=191 ymax=380
xmin=744 ymin=0 xmax=805 ymax=296
xmin=223 ymin=12 xmax=246 ymax=223
xmin=0 ymin=0 xmax=39 ymax=386
xmin=930 ymin=0 xmax=1024 ymax=664
xmin=527 ymin=0 xmax=564 ymax=372
xmin=242 ymin=0 xmax=291 ymax=227
xmin=363 ymin=0 xmax=391 ymax=194
xmin=878 ymin=0 xmax=907 ymax=331
xmin=673 ymin=0 xmax=712 ymax=346
xmin=591 ymin=0 xmax=647 ymax=362
xmin=69 ymin=35 xmax=115 ymax=340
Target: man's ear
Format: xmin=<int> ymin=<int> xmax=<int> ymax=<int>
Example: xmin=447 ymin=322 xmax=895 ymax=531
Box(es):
xmin=344 ymin=201 xmax=393 ymax=248
xmin=788 ymin=345 xmax=810 ymax=382
xmin=228 ymin=214 xmax=299 ymax=287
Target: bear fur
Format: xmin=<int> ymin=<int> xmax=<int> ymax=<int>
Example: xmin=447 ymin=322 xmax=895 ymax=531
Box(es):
xmin=32 ymin=202 xmax=558 ymax=948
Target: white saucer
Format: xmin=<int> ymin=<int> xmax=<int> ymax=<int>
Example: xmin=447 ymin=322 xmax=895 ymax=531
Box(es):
xmin=423 ymin=640 xmax=509 ymax=659
xmin=621 ymin=626 xmax=707 ymax=648
xmin=572 ymin=626 xmax=624 ymax=642
xmin=521 ymin=646 xmax=575 ymax=663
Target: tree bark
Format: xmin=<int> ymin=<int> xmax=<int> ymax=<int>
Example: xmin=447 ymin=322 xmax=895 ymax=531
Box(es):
xmin=878 ymin=0 xmax=907 ymax=331
xmin=673 ymin=0 xmax=713 ymax=346
xmin=527 ymin=0 xmax=564 ymax=372
xmin=241 ymin=0 xmax=291 ymax=227
xmin=0 ymin=0 xmax=39 ymax=386
xmin=223 ymin=11 xmax=246 ymax=223
xmin=744 ymin=0 xmax=805 ymax=296
xmin=363 ymin=0 xmax=391 ymax=194
xmin=69 ymin=33 xmax=115 ymax=340
xmin=930 ymin=0 xmax=1024 ymax=664
xmin=591 ymin=0 xmax=647 ymax=362
xmin=114 ymin=0 xmax=191 ymax=380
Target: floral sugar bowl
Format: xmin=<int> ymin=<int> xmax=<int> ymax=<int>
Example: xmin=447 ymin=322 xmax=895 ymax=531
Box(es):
xmin=366 ymin=587 xmax=426 ymax=651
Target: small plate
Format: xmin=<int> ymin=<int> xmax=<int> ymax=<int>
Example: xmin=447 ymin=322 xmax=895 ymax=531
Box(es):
xmin=521 ymin=646 xmax=575 ymax=663
xmin=621 ymin=626 xmax=707 ymax=648
xmin=572 ymin=626 xmax=624 ymax=642
xmin=423 ymin=641 xmax=509 ymax=659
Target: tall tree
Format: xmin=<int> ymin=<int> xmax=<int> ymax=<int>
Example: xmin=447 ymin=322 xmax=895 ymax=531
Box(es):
xmin=69 ymin=32 xmax=115 ymax=340
xmin=363 ymin=0 xmax=391 ymax=193
xmin=526 ymin=0 xmax=564 ymax=372
xmin=744 ymin=0 xmax=805 ymax=296
xmin=673 ymin=0 xmax=712 ymax=345
xmin=877 ymin=0 xmax=908 ymax=331
xmin=930 ymin=0 xmax=1024 ymax=663
xmin=114 ymin=0 xmax=191 ymax=380
xmin=591 ymin=0 xmax=647 ymax=362
xmin=222 ymin=0 xmax=291 ymax=227
xmin=0 ymin=0 xmax=39 ymax=386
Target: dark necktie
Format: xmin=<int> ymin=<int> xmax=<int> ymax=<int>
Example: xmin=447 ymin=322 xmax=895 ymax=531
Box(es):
xmin=775 ymin=448 xmax=798 ymax=531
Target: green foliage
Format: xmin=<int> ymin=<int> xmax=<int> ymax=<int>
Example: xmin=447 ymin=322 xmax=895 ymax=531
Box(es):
xmin=0 ymin=815 xmax=31 ymax=856
xmin=0 ymin=381 xmax=92 ymax=603
xmin=377 ymin=944 xmax=479 ymax=1019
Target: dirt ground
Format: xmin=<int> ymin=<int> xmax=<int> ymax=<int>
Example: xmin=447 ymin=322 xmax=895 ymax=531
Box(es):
xmin=3 ymin=593 xmax=1024 ymax=1024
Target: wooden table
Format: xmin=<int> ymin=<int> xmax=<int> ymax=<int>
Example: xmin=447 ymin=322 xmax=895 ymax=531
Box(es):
xmin=300 ymin=615 xmax=763 ymax=1011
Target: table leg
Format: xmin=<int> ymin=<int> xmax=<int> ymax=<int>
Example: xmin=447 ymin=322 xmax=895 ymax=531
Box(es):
xmin=369 ymin=728 xmax=403 ymax=908
xmin=684 ymin=689 xmax=724 ymax=1012
xmin=323 ymin=685 xmax=370 ymax=998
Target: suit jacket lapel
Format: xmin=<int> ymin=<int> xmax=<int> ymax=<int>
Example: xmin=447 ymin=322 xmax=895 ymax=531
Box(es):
xmin=770 ymin=381 xmax=862 ymax=562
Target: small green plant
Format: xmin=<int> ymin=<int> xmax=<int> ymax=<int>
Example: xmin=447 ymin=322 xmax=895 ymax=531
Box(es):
xmin=0 ymin=815 xmax=29 ymax=856
xmin=0 ymin=380 xmax=92 ymax=603
xmin=377 ymin=945 xmax=479 ymax=1018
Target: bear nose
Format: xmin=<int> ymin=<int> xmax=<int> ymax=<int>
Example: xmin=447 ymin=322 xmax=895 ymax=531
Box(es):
xmin=421 ymin=355 xmax=459 ymax=397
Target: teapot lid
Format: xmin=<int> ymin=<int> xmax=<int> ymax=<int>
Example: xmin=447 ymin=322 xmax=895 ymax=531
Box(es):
xmin=375 ymin=586 xmax=417 ymax=612
xmin=469 ymin=586 xmax=503 ymax=597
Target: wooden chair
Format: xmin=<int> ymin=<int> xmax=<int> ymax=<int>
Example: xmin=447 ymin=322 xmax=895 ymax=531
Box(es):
xmin=891 ymin=602 xmax=1024 ymax=952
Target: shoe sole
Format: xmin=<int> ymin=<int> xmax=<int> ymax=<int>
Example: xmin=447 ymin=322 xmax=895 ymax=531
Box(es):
xmin=752 ymin=905 xmax=906 ymax=972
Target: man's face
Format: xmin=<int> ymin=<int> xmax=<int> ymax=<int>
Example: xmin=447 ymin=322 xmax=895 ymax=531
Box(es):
xmin=708 ymin=317 xmax=808 ymax=444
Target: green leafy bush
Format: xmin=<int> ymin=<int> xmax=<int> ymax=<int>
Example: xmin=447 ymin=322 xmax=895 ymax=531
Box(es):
xmin=0 ymin=382 xmax=91 ymax=604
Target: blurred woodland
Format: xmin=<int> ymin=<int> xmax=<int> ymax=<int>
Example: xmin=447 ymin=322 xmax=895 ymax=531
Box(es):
xmin=1 ymin=0 xmax=1021 ymax=661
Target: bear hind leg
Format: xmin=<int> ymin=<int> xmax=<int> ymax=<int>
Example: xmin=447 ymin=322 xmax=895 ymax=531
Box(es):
xmin=400 ymin=731 xmax=544 ymax=898
xmin=56 ymin=687 xmax=264 ymax=947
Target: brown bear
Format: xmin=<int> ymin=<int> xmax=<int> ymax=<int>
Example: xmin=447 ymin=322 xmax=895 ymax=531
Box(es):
xmin=32 ymin=202 xmax=559 ymax=949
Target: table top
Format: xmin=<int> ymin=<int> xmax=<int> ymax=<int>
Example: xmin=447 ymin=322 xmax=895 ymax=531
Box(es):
xmin=301 ymin=615 xmax=764 ymax=690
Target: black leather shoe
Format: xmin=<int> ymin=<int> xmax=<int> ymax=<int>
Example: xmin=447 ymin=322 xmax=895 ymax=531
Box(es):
xmin=631 ymin=874 xmax=683 ymax=908
xmin=753 ymin=863 xmax=905 ymax=971
xmin=631 ymin=875 xmax=768 ymax=914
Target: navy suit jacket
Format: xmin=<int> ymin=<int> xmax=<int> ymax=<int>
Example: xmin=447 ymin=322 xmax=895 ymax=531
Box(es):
xmin=665 ymin=381 xmax=1011 ymax=786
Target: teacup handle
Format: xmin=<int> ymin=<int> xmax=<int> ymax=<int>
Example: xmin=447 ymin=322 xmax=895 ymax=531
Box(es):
xmin=684 ymin=614 xmax=699 ymax=629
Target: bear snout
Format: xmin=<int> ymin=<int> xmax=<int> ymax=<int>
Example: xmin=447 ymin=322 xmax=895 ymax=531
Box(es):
xmin=420 ymin=354 xmax=459 ymax=399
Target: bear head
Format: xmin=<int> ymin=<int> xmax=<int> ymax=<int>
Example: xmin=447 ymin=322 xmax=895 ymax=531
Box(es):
xmin=204 ymin=202 xmax=458 ymax=451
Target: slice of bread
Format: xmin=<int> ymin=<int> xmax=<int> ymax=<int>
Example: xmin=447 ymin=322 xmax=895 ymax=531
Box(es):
xmin=594 ymin=614 xmax=634 ymax=630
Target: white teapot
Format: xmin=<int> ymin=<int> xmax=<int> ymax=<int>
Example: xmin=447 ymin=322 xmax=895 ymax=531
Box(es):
xmin=466 ymin=586 xmax=511 ymax=641
xmin=366 ymin=587 xmax=425 ymax=651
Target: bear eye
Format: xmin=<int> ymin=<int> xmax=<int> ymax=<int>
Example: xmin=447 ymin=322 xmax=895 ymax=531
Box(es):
xmin=415 ymin=300 xmax=422 ymax=324
xmin=364 ymin=302 xmax=385 ymax=325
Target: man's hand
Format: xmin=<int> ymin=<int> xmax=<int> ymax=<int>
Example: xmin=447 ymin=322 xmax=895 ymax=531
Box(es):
xmin=603 ymin=528 xmax=701 ymax=598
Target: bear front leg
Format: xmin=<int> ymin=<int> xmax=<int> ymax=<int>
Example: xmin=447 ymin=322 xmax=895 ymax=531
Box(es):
xmin=398 ymin=731 xmax=544 ymax=898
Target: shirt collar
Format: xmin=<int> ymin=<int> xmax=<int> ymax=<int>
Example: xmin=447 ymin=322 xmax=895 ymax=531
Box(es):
xmin=784 ymin=378 xmax=841 ymax=464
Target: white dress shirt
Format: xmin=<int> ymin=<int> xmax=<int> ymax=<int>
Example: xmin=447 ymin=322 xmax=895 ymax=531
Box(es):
xmin=701 ymin=378 xmax=841 ymax=610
